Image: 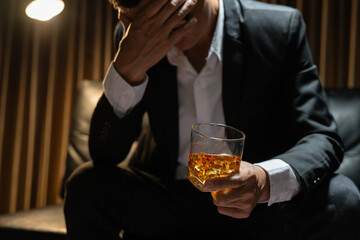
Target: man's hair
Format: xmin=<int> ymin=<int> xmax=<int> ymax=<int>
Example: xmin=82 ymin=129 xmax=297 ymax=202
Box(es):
xmin=108 ymin=0 xmax=143 ymax=9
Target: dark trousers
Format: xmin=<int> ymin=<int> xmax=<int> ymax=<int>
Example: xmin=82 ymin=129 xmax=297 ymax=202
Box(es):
xmin=64 ymin=161 xmax=360 ymax=240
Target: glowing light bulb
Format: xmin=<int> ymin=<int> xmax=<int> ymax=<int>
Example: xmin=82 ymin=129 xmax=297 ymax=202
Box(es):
xmin=25 ymin=0 xmax=65 ymax=21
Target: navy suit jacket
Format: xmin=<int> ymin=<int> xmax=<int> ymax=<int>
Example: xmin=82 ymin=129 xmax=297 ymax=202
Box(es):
xmin=89 ymin=0 xmax=343 ymax=197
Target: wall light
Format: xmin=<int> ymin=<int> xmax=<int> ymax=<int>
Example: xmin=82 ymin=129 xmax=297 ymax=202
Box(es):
xmin=25 ymin=0 xmax=65 ymax=21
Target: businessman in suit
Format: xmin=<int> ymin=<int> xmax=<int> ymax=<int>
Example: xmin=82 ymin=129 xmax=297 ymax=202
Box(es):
xmin=64 ymin=0 xmax=360 ymax=239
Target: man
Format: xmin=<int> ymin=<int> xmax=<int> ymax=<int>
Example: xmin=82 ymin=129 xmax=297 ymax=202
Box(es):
xmin=64 ymin=0 xmax=360 ymax=239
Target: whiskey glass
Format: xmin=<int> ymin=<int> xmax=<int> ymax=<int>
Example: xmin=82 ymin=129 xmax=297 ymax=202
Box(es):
xmin=188 ymin=123 xmax=245 ymax=192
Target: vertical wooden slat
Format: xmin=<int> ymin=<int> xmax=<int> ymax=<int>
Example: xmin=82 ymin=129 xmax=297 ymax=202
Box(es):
xmin=0 ymin=1 xmax=4 ymax=96
xmin=355 ymin=0 xmax=360 ymax=88
xmin=9 ymin=14 xmax=32 ymax=213
xmin=35 ymin=23 xmax=58 ymax=207
xmin=23 ymin=22 xmax=41 ymax=210
xmin=319 ymin=0 xmax=330 ymax=86
xmin=0 ymin=3 xmax=3 ymax=183
xmin=104 ymin=4 xmax=113 ymax=76
xmin=77 ymin=0 xmax=87 ymax=86
xmin=0 ymin=0 xmax=15 ymax=180
xmin=93 ymin=0 xmax=103 ymax=79
xmin=306 ymin=0 xmax=321 ymax=63
xmin=296 ymin=0 xmax=303 ymax=12
xmin=55 ymin=0 xmax=78 ymax=204
xmin=336 ymin=0 xmax=347 ymax=88
xmin=0 ymin=1 xmax=5 ymax=210
xmin=0 ymin=0 xmax=15 ymax=213
xmin=348 ymin=0 xmax=358 ymax=88
xmin=16 ymin=17 xmax=32 ymax=211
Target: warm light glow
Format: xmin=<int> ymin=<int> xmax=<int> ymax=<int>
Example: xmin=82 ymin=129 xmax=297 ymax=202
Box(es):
xmin=25 ymin=0 xmax=65 ymax=21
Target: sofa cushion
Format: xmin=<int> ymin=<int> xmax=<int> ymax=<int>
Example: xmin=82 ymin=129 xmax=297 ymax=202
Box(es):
xmin=326 ymin=89 xmax=360 ymax=189
xmin=0 ymin=205 xmax=66 ymax=240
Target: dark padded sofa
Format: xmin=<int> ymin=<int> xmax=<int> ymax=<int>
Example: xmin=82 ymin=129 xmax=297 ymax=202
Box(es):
xmin=327 ymin=89 xmax=360 ymax=186
xmin=0 ymin=80 xmax=359 ymax=239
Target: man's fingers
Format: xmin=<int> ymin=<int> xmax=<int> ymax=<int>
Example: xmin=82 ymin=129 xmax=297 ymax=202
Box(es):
xmin=177 ymin=0 xmax=197 ymax=18
xmin=212 ymin=192 xmax=242 ymax=207
xmin=212 ymin=187 xmax=257 ymax=219
xmin=147 ymin=0 xmax=196 ymax=38
xmin=168 ymin=17 xmax=197 ymax=43
xmin=164 ymin=0 xmax=197 ymax=32
xmin=216 ymin=206 xmax=252 ymax=219
xmin=204 ymin=173 xmax=244 ymax=191
xmin=141 ymin=0 xmax=169 ymax=19
xmin=132 ymin=0 xmax=169 ymax=28
xmin=211 ymin=188 xmax=247 ymax=205
xmin=152 ymin=0 xmax=186 ymax=27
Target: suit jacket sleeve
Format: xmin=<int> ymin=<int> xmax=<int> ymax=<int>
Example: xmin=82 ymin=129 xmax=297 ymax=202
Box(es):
xmin=275 ymin=10 xmax=344 ymax=195
xmin=88 ymin=94 xmax=145 ymax=167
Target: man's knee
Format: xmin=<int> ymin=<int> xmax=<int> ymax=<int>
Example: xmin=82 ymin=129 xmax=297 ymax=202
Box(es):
xmin=283 ymin=174 xmax=360 ymax=240
xmin=328 ymin=174 xmax=360 ymax=238
xmin=65 ymin=161 xmax=97 ymax=199
xmin=64 ymin=161 xmax=127 ymax=239
xmin=328 ymin=174 xmax=360 ymax=220
xmin=64 ymin=161 xmax=99 ymax=217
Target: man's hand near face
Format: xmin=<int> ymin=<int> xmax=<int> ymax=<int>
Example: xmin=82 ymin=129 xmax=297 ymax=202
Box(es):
xmin=114 ymin=0 xmax=198 ymax=86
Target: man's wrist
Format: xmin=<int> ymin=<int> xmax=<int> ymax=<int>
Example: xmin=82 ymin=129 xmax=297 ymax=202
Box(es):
xmin=254 ymin=165 xmax=270 ymax=203
xmin=103 ymin=63 xmax=148 ymax=118
xmin=255 ymin=159 xmax=302 ymax=206
xmin=113 ymin=56 xmax=147 ymax=86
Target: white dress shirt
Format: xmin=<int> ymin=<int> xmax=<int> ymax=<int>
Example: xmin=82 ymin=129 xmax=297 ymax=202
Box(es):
xmin=103 ymin=0 xmax=300 ymax=205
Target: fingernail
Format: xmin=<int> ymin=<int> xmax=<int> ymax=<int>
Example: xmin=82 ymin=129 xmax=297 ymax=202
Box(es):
xmin=189 ymin=0 xmax=197 ymax=7
xmin=170 ymin=0 xmax=181 ymax=7
xmin=178 ymin=0 xmax=196 ymax=16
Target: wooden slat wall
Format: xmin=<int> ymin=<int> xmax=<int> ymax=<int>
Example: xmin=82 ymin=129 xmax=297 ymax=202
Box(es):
xmin=259 ymin=0 xmax=360 ymax=88
xmin=349 ymin=0 xmax=360 ymax=87
xmin=0 ymin=0 xmax=117 ymax=214
xmin=0 ymin=0 xmax=359 ymax=214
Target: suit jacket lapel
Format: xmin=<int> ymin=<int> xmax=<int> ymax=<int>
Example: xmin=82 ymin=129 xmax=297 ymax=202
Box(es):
xmin=222 ymin=0 xmax=245 ymax=130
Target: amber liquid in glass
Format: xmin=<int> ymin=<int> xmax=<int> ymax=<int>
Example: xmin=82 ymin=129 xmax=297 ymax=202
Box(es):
xmin=188 ymin=152 xmax=241 ymax=191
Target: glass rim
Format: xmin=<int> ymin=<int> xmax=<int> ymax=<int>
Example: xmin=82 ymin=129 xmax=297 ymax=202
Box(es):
xmin=191 ymin=122 xmax=246 ymax=142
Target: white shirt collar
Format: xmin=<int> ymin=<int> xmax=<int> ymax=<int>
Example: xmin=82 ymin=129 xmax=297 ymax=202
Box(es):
xmin=207 ymin=0 xmax=224 ymax=63
xmin=167 ymin=0 xmax=224 ymax=69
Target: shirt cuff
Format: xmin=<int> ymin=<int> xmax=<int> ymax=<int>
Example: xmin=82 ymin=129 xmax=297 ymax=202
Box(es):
xmin=255 ymin=159 xmax=301 ymax=206
xmin=103 ymin=62 xmax=148 ymax=118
